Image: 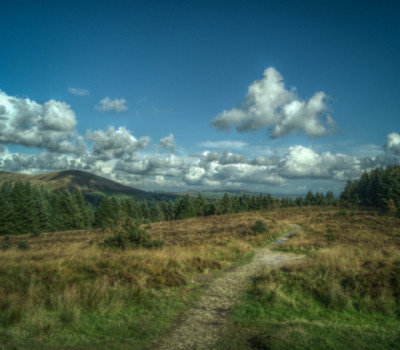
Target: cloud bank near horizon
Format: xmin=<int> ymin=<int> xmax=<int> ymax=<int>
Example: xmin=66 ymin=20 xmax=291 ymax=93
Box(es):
xmin=0 ymin=82 xmax=399 ymax=194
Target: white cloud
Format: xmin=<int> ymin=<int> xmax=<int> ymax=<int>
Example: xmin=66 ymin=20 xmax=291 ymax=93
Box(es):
xmin=0 ymin=152 xmax=87 ymax=173
xmin=384 ymin=132 xmax=400 ymax=155
xmin=214 ymin=163 xmax=284 ymax=185
xmin=210 ymin=67 xmax=334 ymax=138
xmin=160 ymin=133 xmax=176 ymax=152
xmin=0 ymin=86 xmax=399 ymax=195
xmin=68 ymin=87 xmax=90 ymax=96
xmin=95 ymin=97 xmax=128 ymax=112
xmin=86 ymin=126 xmax=150 ymax=161
xmin=0 ymin=90 xmax=84 ymax=154
xmin=198 ymin=140 xmax=249 ymax=150
xmin=115 ymin=154 xmax=185 ymax=177
xmin=281 ymin=145 xmax=361 ymax=179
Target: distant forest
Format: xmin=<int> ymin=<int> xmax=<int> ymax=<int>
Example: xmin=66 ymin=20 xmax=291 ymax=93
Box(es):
xmin=0 ymin=165 xmax=399 ymax=236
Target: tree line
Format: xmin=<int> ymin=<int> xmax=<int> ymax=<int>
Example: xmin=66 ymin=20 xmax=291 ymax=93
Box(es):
xmin=340 ymin=165 xmax=400 ymax=213
xmin=0 ymin=181 xmax=339 ymax=236
xmin=0 ymin=182 xmax=93 ymax=235
xmin=1 ymin=164 xmax=398 ymax=236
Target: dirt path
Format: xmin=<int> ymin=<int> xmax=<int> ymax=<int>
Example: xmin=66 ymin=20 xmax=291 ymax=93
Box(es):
xmin=155 ymin=224 xmax=304 ymax=350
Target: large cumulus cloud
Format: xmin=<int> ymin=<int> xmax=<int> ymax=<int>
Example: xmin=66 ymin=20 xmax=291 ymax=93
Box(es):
xmin=280 ymin=145 xmax=361 ymax=180
xmin=86 ymin=126 xmax=150 ymax=161
xmin=0 ymin=90 xmax=84 ymax=154
xmin=210 ymin=67 xmax=334 ymax=138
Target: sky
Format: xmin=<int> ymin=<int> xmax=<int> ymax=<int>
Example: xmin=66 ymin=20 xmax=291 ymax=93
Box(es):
xmin=0 ymin=0 xmax=399 ymax=195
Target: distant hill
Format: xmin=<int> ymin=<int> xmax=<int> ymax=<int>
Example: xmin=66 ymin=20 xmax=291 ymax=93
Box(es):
xmin=0 ymin=170 xmax=178 ymax=205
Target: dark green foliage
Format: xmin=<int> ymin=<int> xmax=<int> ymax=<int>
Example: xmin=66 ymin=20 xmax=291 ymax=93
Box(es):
xmin=0 ymin=178 xmax=341 ymax=237
xmin=204 ymin=201 xmax=217 ymax=216
xmin=193 ymin=194 xmax=206 ymax=216
xmin=174 ymin=195 xmax=196 ymax=219
xmin=325 ymin=228 xmax=337 ymax=242
xmin=340 ymin=165 xmax=400 ymax=210
xmin=102 ymin=215 xmax=164 ymax=249
xmin=219 ymin=193 xmax=233 ymax=214
xmin=17 ymin=241 xmax=29 ymax=250
xmin=0 ymin=181 xmax=94 ymax=235
xmin=251 ymin=220 xmax=267 ymax=234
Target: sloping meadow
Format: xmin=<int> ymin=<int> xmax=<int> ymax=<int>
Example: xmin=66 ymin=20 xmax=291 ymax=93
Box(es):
xmin=0 ymin=211 xmax=284 ymax=348
xmin=220 ymin=207 xmax=400 ymax=350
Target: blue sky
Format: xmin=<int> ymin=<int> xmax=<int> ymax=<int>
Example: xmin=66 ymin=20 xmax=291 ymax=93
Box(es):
xmin=1 ymin=0 xmax=399 ymax=194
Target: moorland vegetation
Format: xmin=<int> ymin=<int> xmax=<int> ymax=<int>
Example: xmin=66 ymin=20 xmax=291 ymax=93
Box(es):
xmin=0 ymin=165 xmax=399 ymax=349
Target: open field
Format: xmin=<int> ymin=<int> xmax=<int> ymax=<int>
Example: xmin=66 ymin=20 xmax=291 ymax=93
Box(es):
xmin=218 ymin=207 xmax=400 ymax=349
xmin=1 ymin=206 xmax=400 ymax=349
xmin=0 ymin=211 xmax=286 ymax=349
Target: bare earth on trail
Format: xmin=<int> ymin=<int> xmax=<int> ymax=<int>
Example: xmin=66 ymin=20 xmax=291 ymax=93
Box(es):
xmin=155 ymin=224 xmax=304 ymax=350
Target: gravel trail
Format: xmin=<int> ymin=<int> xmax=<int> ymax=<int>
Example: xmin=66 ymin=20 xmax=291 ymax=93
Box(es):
xmin=155 ymin=224 xmax=303 ymax=350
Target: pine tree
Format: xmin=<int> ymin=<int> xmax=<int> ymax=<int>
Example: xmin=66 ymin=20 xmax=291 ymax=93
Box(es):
xmin=11 ymin=182 xmax=38 ymax=234
xmin=175 ymin=195 xmax=195 ymax=219
xmin=219 ymin=193 xmax=233 ymax=214
xmin=306 ymin=190 xmax=315 ymax=205
xmin=193 ymin=194 xmax=206 ymax=216
xmin=325 ymin=191 xmax=335 ymax=205
xmin=160 ymin=201 xmax=174 ymax=220
xmin=0 ymin=182 xmax=15 ymax=235
xmin=95 ymin=196 xmax=118 ymax=227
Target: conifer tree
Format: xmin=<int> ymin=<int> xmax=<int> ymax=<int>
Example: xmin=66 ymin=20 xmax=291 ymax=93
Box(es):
xmin=193 ymin=194 xmax=206 ymax=216
xmin=175 ymin=195 xmax=195 ymax=219
xmin=0 ymin=182 xmax=15 ymax=235
xmin=306 ymin=190 xmax=315 ymax=205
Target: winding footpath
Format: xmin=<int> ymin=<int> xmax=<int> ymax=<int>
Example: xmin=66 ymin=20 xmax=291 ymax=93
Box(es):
xmin=155 ymin=224 xmax=304 ymax=350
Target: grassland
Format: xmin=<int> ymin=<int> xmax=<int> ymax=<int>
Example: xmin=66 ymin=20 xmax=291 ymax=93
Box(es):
xmin=218 ymin=207 xmax=400 ymax=349
xmin=0 ymin=211 xmax=285 ymax=349
xmin=1 ymin=207 xmax=399 ymax=349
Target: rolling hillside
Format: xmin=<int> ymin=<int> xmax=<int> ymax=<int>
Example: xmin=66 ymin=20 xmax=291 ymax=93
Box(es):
xmin=0 ymin=170 xmax=177 ymax=203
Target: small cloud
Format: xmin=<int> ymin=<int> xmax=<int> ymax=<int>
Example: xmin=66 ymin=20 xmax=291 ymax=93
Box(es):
xmin=95 ymin=97 xmax=128 ymax=113
xmin=68 ymin=87 xmax=90 ymax=96
xmin=199 ymin=140 xmax=249 ymax=150
xmin=152 ymin=106 xmax=171 ymax=115
xmin=160 ymin=133 xmax=176 ymax=152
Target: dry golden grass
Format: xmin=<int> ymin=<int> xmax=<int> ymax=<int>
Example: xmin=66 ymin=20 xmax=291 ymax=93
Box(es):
xmin=256 ymin=206 xmax=400 ymax=314
xmin=0 ymin=211 xmax=285 ymax=333
xmin=2 ymin=205 xmax=399 ymax=347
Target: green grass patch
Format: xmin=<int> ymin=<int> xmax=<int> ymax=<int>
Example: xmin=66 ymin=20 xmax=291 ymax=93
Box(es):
xmin=220 ymin=285 xmax=400 ymax=349
xmin=219 ymin=250 xmax=400 ymax=350
xmin=0 ymin=286 xmax=201 ymax=349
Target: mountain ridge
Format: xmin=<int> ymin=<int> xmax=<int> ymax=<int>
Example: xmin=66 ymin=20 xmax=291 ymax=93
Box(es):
xmin=0 ymin=169 xmax=143 ymax=193
xmin=0 ymin=170 xmax=179 ymax=204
